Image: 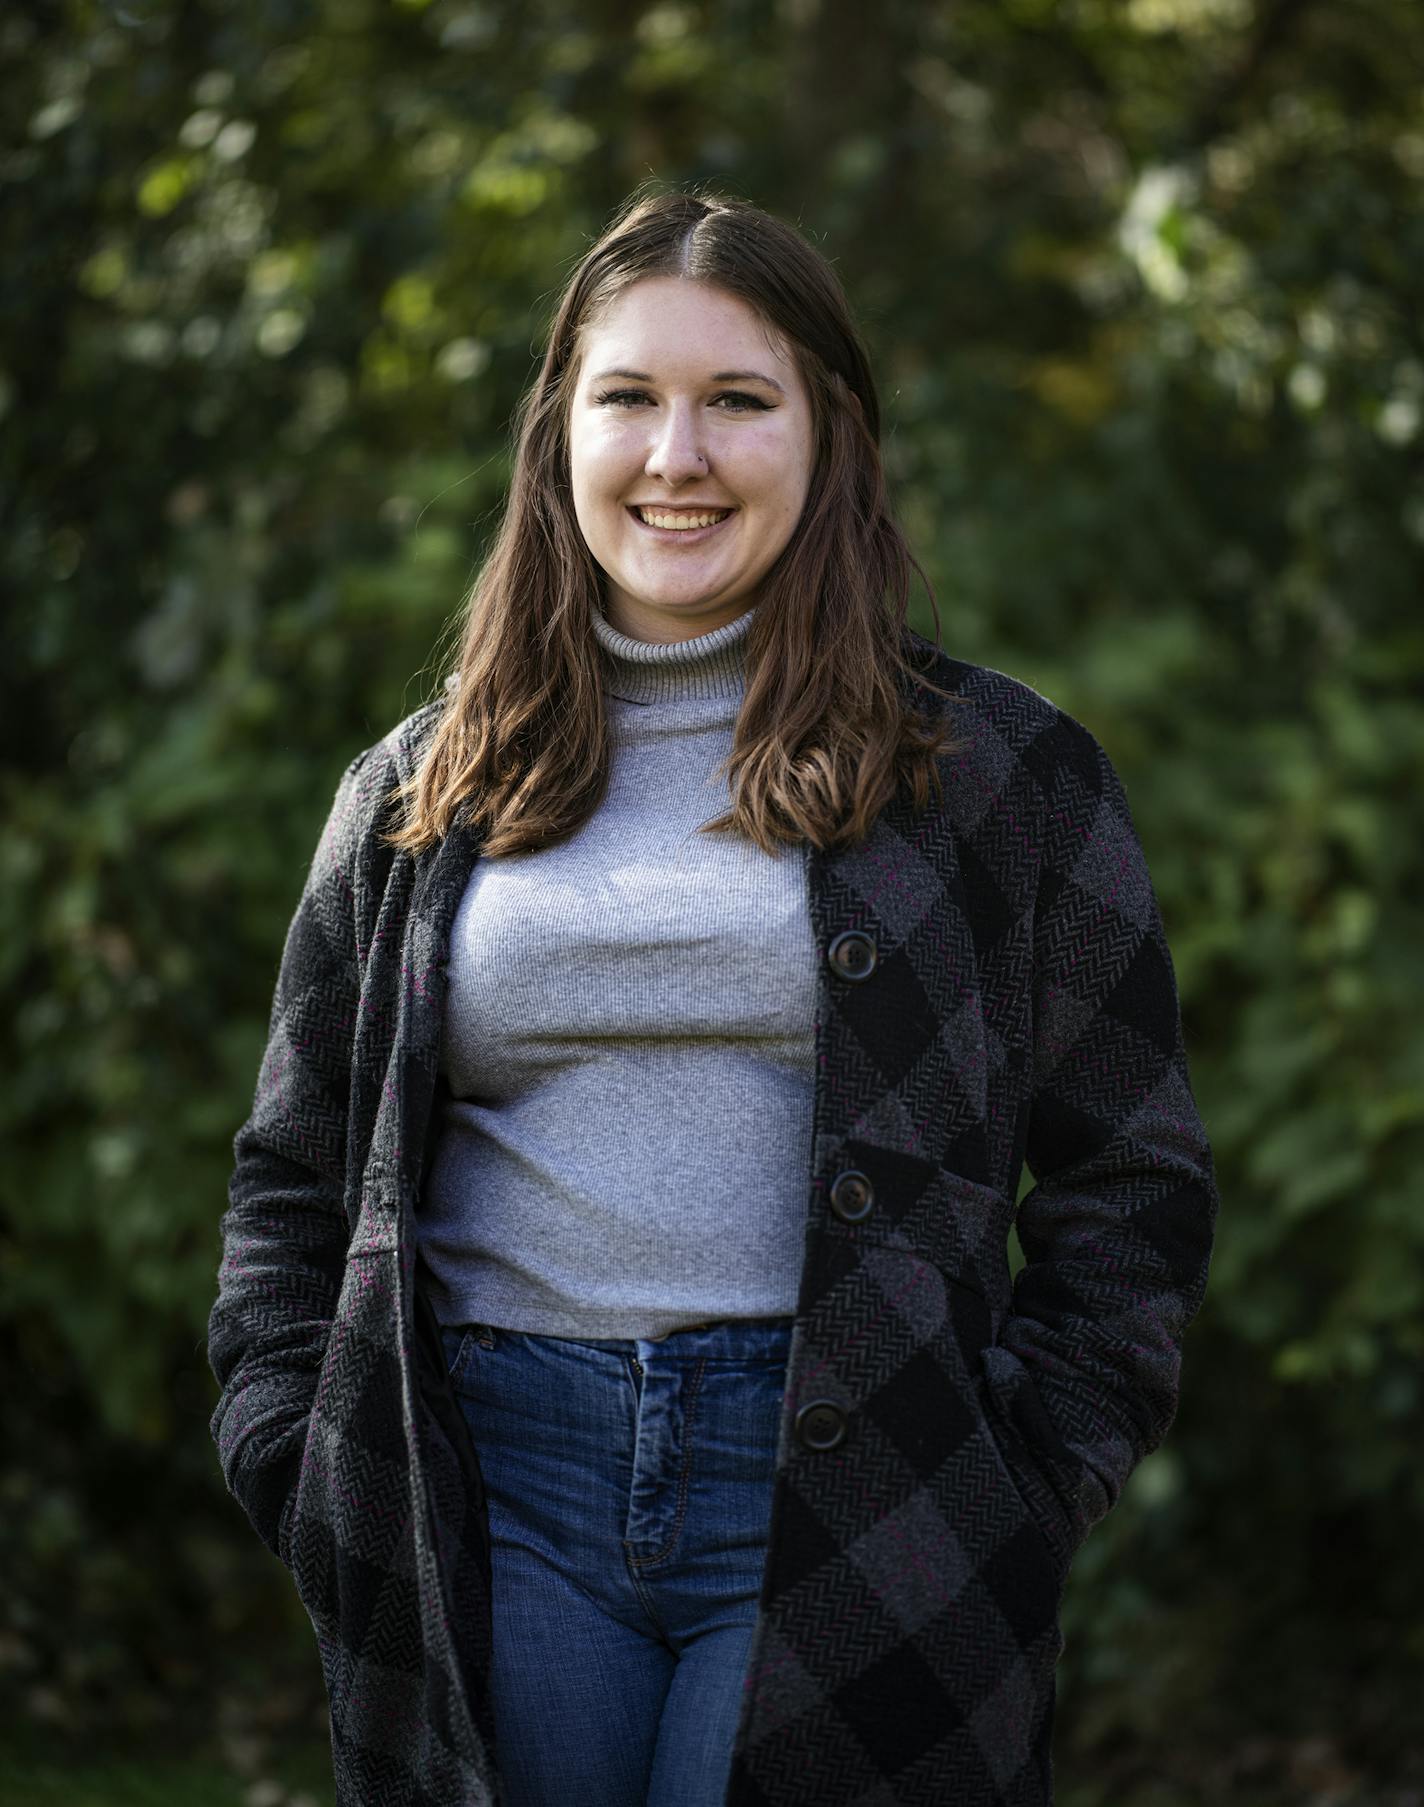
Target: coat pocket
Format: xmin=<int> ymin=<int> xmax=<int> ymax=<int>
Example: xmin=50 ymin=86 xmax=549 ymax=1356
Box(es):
xmin=943 ymin=1271 xmax=1079 ymax=1585
xmin=976 ymin=1372 xmax=1078 ymax=1581
xmin=278 ymin=1248 xmax=416 ymax=1636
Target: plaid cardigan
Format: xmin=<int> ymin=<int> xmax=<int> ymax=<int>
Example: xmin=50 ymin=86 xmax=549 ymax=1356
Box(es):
xmin=207 ymin=641 xmax=1219 ymax=1806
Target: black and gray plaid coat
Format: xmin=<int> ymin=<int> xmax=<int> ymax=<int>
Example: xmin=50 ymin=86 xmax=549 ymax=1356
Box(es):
xmin=207 ymin=639 xmax=1219 ymax=1806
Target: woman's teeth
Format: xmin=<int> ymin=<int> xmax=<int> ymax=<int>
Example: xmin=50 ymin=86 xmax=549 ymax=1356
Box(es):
xmin=635 ymin=508 xmax=732 ymax=530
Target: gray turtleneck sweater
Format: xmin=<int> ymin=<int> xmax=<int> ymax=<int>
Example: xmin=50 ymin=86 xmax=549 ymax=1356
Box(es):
xmin=415 ymin=604 xmax=818 ymax=1340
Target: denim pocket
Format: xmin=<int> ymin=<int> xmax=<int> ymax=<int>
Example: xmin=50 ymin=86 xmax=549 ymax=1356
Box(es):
xmin=442 ymin=1321 xmax=501 ymax=1383
xmin=441 ymin=1325 xmax=472 ymax=1378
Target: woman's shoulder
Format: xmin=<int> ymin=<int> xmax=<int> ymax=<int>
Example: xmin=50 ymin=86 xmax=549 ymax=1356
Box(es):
xmin=311 ymin=697 xmax=448 ymax=876
xmin=904 ymin=629 xmax=1110 ymax=783
xmin=340 ymin=696 xmax=446 ymax=792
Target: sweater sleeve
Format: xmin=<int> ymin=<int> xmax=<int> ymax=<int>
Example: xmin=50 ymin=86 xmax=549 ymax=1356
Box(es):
xmin=979 ymin=714 xmax=1219 ymax=1557
xmin=205 ymin=746 xmax=381 ymax=1560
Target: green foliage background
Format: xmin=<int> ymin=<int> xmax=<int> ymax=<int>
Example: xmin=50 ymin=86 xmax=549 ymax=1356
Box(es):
xmin=4 ymin=0 xmax=1423 ymax=1800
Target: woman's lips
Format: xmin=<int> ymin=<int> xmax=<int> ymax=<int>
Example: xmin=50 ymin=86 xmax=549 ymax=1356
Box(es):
xmin=626 ymin=506 xmax=736 ymax=544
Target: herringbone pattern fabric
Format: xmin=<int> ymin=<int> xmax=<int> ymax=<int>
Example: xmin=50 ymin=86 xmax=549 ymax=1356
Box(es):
xmin=207 ymin=642 xmax=1219 ymax=1806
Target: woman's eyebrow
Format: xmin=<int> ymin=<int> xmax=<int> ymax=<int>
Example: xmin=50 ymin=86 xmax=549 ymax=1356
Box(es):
xmin=709 ymin=369 xmax=786 ymax=393
xmin=587 ymin=366 xmax=786 ymax=396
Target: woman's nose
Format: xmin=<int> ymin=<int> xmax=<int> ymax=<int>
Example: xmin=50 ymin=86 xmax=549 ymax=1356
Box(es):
xmin=644 ymin=401 xmax=708 ymax=484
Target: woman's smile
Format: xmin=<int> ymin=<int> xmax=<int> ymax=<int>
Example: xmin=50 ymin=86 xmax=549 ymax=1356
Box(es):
xmin=626 ymin=504 xmax=738 ymax=541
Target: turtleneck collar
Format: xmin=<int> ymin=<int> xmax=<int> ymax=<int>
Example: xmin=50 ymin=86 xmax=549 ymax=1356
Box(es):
xmin=591 ymin=604 xmax=754 ymax=706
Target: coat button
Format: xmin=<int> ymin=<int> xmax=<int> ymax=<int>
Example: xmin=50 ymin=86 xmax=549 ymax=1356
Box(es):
xmin=795 ymin=1400 xmax=848 ymax=1451
xmin=828 ymin=1169 xmax=874 ymax=1223
xmin=827 ymin=930 xmax=877 ymax=982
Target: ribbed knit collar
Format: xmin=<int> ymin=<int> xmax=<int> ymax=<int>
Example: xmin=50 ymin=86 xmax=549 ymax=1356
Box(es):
xmin=591 ymin=604 xmax=753 ymax=706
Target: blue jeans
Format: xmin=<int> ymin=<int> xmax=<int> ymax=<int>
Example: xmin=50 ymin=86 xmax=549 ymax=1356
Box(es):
xmin=440 ymin=1316 xmax=795 ymax=1807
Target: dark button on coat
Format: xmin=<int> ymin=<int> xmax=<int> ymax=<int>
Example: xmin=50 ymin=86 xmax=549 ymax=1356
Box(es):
xmin=206 ymin=643 xmax=1220 ymax=1806
xmin=828 ymin=1169 xmax=874 ymax=1224
xmin=827 ymin=928 xmax=878 ymax=982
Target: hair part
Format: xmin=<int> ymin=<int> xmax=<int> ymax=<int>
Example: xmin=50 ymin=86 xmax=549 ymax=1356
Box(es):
xmin=388 ymin=181 xmax=969 ymax=861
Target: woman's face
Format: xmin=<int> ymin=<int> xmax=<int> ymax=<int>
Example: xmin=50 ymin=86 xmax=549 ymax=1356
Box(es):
xmin=568 ymin=276 xmax=816 ymax=643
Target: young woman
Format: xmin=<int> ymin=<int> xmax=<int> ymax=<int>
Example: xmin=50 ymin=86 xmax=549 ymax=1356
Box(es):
xmin=207 ymin=187 xmax=1219 ymax=1807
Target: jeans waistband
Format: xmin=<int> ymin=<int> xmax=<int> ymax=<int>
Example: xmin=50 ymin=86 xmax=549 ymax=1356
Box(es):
xmin=452 ymin=1316 xmax=796 ymax=1357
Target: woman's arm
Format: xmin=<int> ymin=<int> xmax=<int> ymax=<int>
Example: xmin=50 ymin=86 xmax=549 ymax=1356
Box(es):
xmin=205 ymin=746 xmax=380 ymax=1559
xmin=982 ymin=714 xmax=1220 ymax=1555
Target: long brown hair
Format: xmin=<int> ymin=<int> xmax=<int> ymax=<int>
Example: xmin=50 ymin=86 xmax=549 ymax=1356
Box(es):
xmin=390 ymin=183 xmax=968 ymax=859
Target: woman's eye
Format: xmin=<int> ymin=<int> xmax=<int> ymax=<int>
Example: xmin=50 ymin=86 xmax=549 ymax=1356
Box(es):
xmin=591 ymin=388 xmax=771 ymax=412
